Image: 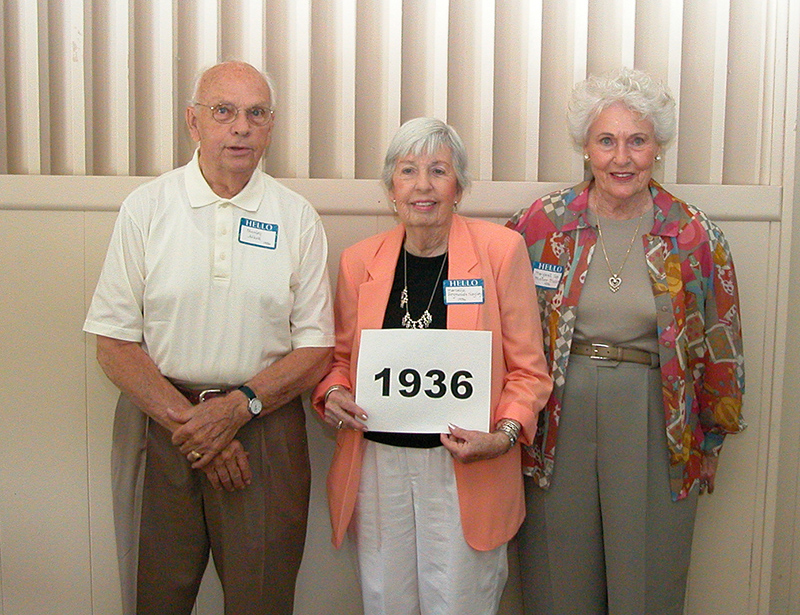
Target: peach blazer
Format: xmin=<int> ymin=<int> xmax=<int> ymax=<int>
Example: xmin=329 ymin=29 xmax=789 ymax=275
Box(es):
xmin=312 ymin=214 xmax=552 ymax=551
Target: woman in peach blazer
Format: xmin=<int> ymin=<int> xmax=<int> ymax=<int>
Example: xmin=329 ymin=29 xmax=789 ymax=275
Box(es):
xmin=312 ymin=118 xmax=551 ymax=615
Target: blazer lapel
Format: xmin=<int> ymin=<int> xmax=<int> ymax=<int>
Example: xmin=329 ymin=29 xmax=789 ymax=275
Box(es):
xmin=446 ymin=215 xmax=482 ymax=331
xmin=358 ymin=224 xmax=405 ymax=330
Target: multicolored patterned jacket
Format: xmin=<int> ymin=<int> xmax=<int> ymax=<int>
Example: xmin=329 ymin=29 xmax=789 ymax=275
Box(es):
xmin=507 ymin=180 xmax=746 ymax=500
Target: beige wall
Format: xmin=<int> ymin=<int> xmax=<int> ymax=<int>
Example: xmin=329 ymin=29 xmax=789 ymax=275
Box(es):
xmin=0 ymin=176 xmax=791 ymax=615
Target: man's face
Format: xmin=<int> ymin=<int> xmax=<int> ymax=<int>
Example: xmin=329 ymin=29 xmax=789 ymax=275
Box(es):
xmin=186 ymin=64 xmax=274 ymax=189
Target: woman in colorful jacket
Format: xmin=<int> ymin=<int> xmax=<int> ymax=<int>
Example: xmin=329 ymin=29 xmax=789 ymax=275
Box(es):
xmin=507 ymin=67 xmax=746 ymax=615
xmin=313 ymin=117 xmax=551 ymax=615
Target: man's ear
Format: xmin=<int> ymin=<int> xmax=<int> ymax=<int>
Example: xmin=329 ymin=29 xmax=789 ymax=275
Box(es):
xmin=186 ymin=106 xmax=201 ymax=143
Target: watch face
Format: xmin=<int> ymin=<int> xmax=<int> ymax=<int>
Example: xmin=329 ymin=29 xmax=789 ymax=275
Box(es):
xmin=249 ymin=398 xmax=263 ymax=416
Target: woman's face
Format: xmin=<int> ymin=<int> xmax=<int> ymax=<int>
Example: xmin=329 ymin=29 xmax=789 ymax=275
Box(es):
xmin=389 ymin=146 xmax=462 ymax=233
xmin=584 ymin=102 xmax=660 ymax=208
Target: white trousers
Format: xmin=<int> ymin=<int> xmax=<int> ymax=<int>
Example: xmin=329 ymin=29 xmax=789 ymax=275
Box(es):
xmin=353 ymin=441 xmax=508 ymax=615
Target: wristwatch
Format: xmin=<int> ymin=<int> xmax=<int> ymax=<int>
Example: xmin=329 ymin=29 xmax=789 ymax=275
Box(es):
xmin=237 ymin=385 xmax=263 ymax=418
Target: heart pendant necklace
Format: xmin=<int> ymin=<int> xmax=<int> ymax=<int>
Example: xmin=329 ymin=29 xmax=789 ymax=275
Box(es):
xmin=595 ymin=212 xmax=645 ymax=293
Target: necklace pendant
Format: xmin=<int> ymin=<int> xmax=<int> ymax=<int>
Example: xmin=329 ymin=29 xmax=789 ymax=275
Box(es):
xmin=402 ymin=309 xmax=433 ymax=329
xmin=608 ymin=275 xmax=622 ymax=293
xmin=400 ymin=287 xmax=408 ymax=308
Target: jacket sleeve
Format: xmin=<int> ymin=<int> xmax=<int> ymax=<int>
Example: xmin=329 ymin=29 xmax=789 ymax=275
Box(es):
xmin=493 ymin=232 xmax=553 ymax=445
xmin=311 ymin=250 xmax=362 ymax=418
xmin=697 ymin=222 xmax=747 ymax=455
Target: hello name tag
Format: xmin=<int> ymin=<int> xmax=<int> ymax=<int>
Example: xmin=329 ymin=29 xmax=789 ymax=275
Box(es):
xmin=443 ymin=279 xmax=485 ymax=304
xmin=238 ymin=218 xmax=279 ymax=250
xmin=533 ymin=262 xmax=563 ymax=289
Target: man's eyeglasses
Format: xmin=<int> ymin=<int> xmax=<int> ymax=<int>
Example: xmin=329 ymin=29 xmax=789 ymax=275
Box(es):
xmin=193 ymin=102 xmax=274 ymax=127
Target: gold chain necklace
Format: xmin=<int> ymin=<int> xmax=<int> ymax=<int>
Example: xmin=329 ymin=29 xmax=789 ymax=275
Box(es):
xmin=400 ymin=249 xmax=448 ymax=328
xmin=595 ymin=212 xmax=645 ymax=293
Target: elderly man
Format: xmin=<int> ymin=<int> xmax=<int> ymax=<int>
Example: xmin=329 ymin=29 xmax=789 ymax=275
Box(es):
xmin=84 ymin=61 xmax=334 ymax=615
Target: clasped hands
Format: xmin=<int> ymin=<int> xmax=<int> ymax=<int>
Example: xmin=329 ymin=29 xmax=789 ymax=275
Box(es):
xmin=323 ymin=387 xmax=514 ymax=463
xmin=167 ymin=392 xmax=252 ymax=492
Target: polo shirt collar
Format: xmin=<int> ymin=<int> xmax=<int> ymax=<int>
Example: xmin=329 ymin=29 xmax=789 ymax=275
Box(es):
xmin=185 ymin=149 xmax=264 ymax=212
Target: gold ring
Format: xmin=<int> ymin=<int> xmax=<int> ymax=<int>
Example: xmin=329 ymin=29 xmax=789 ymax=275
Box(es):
xmin=189 ymin=450 xmax=202 ymax=461
xmin=337 ymin=419 xmax=344 ymax=430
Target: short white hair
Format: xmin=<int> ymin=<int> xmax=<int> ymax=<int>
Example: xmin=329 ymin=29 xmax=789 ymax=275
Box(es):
xmin=567 ymin=67 xmax=676 ymax=148
xmin=381 ymin=117 xmax=470 ymax=193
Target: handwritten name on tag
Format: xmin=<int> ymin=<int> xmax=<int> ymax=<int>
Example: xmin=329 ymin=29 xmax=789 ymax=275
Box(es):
xmin=443 ymin=279 xmax=485 ymax=304
xmin=239 ymin=218 xmax=279 ymax=250
xmin=533 ymin=262 xmax=563 ymax=289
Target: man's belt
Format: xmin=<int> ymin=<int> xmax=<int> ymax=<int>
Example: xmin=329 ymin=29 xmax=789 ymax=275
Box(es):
xmin=172 ymin=383 xmax=236 ymax=405
xmin=571 ymin=341 xmax=659 ymax=366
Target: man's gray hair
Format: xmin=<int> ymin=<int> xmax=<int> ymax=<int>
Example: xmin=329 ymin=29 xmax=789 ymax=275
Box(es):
xmin=381 ymin=117 xmax=470 ymax=193
xmin=567 ymin=67 xmax=676 ymax=148
xmin=191 ymin=61 xmax=277 ymax=110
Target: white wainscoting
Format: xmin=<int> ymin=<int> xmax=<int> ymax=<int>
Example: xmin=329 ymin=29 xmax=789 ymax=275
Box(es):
xmin=0 ymin=176 xmax=788 ymax=615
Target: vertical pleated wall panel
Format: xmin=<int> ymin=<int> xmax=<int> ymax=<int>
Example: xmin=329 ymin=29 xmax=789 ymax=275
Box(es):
xmin=0 ymin=0 xmax=791 ymax=187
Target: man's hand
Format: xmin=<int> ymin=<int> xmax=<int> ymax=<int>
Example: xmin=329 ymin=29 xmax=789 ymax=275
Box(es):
xmin=201 ymin=439 xmax=252 ymax=491
xmin=168 ymin=391 xmax=251 ymax=468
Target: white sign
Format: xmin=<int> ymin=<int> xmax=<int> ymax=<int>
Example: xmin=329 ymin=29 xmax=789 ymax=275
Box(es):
xmin=355 ymin=329 xmax=492 ymax=433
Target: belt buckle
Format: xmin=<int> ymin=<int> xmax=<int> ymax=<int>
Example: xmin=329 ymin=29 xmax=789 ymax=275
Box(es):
xmin=198 ymin=388 xmax=224 ymax=402
xmin=589 ymin=343 xmax=616 ymax=361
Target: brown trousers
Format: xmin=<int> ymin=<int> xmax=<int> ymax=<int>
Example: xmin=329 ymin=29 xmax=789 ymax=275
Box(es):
xmin=111 ymin=394 xmax=310 ymax=615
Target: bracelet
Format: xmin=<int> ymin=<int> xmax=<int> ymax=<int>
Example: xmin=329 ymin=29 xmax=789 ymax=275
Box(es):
xmin=494 ymin=419 xmax=521 ymax=448
xmin=324 ymin=384 xmax=349 ymax=405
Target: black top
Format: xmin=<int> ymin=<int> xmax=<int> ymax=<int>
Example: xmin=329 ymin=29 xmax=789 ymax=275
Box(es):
xmin=364 ymin=248 xmax=447 ymax=448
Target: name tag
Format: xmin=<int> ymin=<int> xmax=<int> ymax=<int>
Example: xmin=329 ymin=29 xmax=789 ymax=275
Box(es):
xmin=443 ymin=279 xmax=485 ymax=304
xmin=356 ymin=329 xmax=492 ymax=433
xmin=533 ymin=262 xmax=563 ymax=289
xmin=238 ymin=218 xmax=278 ymax=250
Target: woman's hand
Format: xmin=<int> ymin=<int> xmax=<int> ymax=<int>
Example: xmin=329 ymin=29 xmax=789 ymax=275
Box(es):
xmin=699 ymin=453 xmax=719 ymax=494
xmin=323 ymin=386 xmax=369 ymax=432
xmin=440 ymin=424 xmax=513 ymax=463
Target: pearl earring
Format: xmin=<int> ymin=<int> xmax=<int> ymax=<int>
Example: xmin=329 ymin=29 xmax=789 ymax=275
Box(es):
xmin=584 ymin=153 xmax=590 ymax=162
xmin=655 ymin=154 xmax=662 ymax=162
xmin=453 ymin=200 xmax=458 ymax=212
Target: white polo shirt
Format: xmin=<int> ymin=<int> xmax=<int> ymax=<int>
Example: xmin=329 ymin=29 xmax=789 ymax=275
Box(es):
xmin=84 ymin=152 xmax=335 ymax=385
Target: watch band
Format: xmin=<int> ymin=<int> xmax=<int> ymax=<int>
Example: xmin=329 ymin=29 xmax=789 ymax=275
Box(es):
xmin=237 ymin=384 xmax=257 ymax=401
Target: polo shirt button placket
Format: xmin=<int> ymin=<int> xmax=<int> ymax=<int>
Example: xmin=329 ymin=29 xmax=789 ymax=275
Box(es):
xmin=214 ymin=202 xmax=233 ymax=280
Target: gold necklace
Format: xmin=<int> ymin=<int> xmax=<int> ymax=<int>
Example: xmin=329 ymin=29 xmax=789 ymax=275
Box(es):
xmin=595 ymin=212 xmax=645 ymax=293
xmin=400 ymin=249 xmax=448 ymax=328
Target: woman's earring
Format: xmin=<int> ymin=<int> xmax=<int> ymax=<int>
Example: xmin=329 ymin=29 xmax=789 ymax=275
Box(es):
xmin=655 ymin=154 xmax=662 ymax=162
xmin=453 ymin=200 xmax=458 ymax=212
xmin=584 ymin=153 xmax=590 ymax=162
xmin=391 ymin=199 xmax=397 ymax=213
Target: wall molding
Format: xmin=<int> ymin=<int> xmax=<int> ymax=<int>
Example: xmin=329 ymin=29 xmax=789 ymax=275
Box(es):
xmin=0 ymin=175 xmax=782 ymax=221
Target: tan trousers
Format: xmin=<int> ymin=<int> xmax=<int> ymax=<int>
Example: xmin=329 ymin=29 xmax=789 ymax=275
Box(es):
xmin=517 ymin=354 xmax=699 ymax=615
xmin=111 ymin=394 xmax=310 ymax=615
